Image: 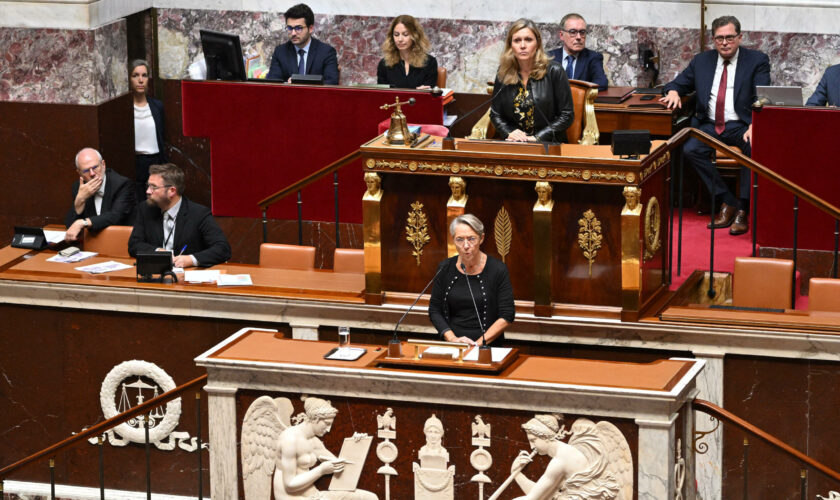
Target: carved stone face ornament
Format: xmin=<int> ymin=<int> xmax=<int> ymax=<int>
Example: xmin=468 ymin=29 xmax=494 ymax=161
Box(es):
xmin=313 ymin=417 xmax=335 ymax=437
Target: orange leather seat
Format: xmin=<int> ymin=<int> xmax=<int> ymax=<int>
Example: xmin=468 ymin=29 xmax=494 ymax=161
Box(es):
xmin=733 ymin=257 xmax=794 ymax=309
xmin=436 ymin=67 xmax=447 ymax=88
xmin=333 ymin=248 xmax=364 ymax=273
xmin=809 ymin=278 xmax=840 ymax=312
xmin=259 ymin=243 xmax=315 ymax=270
xmin=83 ymin=225 xmax=133 ymax=258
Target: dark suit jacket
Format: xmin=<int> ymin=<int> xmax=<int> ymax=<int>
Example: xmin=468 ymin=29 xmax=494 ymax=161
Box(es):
xmin=64 ymin=170 xmax=136 ymax=230
xmin=663 ymin=47 xmax=770 ymax=125
xmin=266 ymin=37 xmax=339 ymax=84
xmin=128 ymin=196 xmax=231 ymax=267
xmin=147 ymin=96 xmax=167 ymax=161
xmin=548 ymin=47 xmax=608 ymax=90
xmin=377 ymin=55 xmax=438 ymax=88
xmin=806 ymin=64 xmax=840 ymax=107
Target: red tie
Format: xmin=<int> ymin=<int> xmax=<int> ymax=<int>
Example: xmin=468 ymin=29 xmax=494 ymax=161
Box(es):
xmin=714 ymin=60 xmax=729 ymax=135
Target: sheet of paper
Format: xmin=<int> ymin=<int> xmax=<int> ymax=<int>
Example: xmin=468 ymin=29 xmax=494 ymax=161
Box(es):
xmin=47 ymin=251 xmax=98 ymax=263
xmin=42 ymin=230 xmax=66 ymax=244
xmin=325 ymin=347 xmax=366 ymax=361
xmin=75 ymin=261 xmax=133 ymax=274
xmin=462 ymin=346 xmax=512 ymax=363
xmin=421 ymin=346 xmax=460 ymax=359
xmin=184 ymin=270 xmax=220 ymax=283
xmin=216 ymin=274 xmax=253 ymax=286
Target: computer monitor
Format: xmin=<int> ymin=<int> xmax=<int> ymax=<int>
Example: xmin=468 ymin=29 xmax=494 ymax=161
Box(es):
xmin=200 ymin=29 xmax=246 ymax=81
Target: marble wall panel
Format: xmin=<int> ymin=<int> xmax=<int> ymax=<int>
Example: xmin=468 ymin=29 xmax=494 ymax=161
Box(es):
xmin=156 ymin=8 xmax=840 ymax=99
xmin=0 ymin=20 xmax=126 ymax=105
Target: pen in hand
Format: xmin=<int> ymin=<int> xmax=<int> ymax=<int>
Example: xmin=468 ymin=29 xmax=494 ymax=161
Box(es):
xmin=177 ymin=244 xmax=187 ymax=257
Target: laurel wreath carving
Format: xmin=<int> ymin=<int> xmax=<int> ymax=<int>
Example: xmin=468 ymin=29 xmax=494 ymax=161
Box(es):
xmin=578 ymin=209 xmax=603 ymax=277
xmin=494 ymin=207 xmax=512 ymax=263
xmin=644 ymin=196 xmax=662 ymax=261
xmin=405 ymin=201 xmax=431 ymax=266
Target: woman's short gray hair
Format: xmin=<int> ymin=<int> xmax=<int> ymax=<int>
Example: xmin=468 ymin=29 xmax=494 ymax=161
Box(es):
xmin=449 ymin=214 xmax=484 ymax=237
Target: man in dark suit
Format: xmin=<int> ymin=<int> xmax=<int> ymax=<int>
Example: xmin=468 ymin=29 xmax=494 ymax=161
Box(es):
xmin=662 ymin=15 xmax=770 ymax=235
xmin=266 ymin=3 xmax=339 ymax=85
xmin=129 ymin=163 xmax=231 ymax=268
xmin=548 ymin=13 xmax=608 ymax=90
xmin=806 ymin=64 xmax=840 ymax=106
xmin=64 ymin=148 xmax=136 ymax=242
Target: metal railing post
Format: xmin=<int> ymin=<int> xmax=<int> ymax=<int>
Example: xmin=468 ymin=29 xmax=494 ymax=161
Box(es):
xmin=261 ymin=209 xmax=268 ymax=243
xmin=792 ymin=196 xmax=799 ymax=308
xmin=667 ymin=155 xmax=674 ymax=285
xmin=742 ymin=438 xmax=749 ymax=500
xmin=800 ymin=469 xmax=807 ymax=500
xmin=196 ymin=392 xmax=203 ymax=500
xmin=297 ymin=191 xmax=303 ymax=246
xmin=752 ymin=171 xmax=758 ymax=256
xmin=145 ymin=414 xmax=151 ymax=500
xmin=708 ymin=191 xmax=716 ymax=299
xmin=833 ymin=219 xmax=839 ymax=279
xmin=98 ymin=435 xmax=105 ymax=500
xmin=678 ymin=151 xmax=685 ymax=276
xmin=49 ymin=457 xmax=55 ymax=500
xmin=334 ymin=172 xmax=340 ymax=249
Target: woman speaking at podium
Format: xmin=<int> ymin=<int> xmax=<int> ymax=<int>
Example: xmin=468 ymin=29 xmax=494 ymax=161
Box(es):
xmin=490 ymin=18 xmax=574 ymax=143
xmin=429 ymin=215 xmax=515 ymax=346
xmin=377 ymin=15 xmax=438 ymax=89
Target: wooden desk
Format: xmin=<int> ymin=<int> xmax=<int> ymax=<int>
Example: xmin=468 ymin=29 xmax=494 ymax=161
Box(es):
xmin=198 ymin=328 xmax=704 ymax=499
xmin=595 ymin=87 xmax=694 ymax=136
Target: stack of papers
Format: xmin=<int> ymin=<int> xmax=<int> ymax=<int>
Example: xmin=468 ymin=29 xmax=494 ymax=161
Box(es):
xmin=463 ymin=346 xmax=512 ymax=363
xmin=217 ymin=274 xmax=253 ymax=286
xmin=47 ymin=251 xmax=97 ymax=263
xmin=421 ymin=346 xmax=461 ymax=360
xmin=75 ymin=261 xmax=133 ymax=274
xmin=42 ymin=230 xmax=67 ymax=244
xmin=184 ymin=270 xmax=220 ymax=283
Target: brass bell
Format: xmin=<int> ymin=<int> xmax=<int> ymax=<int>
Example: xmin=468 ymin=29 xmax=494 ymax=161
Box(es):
xmin=381 ymin=97 xmax=417 ymax=145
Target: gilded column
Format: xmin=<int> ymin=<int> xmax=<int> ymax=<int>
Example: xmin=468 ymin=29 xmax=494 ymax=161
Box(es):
xmin=533 ymin=181 xmax=554 ymax=317
xmin=363 ymin=171 xmax=383 ymax=305
xmin=446 ymin=176 xmax=468 ymax=257
xmin=621 ymin=186 xmax=643 ymax=315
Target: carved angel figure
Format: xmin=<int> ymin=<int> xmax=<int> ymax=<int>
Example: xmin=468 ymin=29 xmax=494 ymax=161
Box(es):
xmin=241 ymin=396 xmax=378 ymax=500
xmin=510 ymin=415 xmax=633 ymax=500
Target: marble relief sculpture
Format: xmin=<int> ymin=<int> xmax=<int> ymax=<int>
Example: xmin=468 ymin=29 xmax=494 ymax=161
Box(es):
xmin=241 ymin=396 xmax=378 ymax=500
xmin=376 ymin=408 xmax=398 ymax=500
xmin=493 ymin=414 xmax=633 ymax=500
xmin=413 ymin=414 xmax=455 ymax=499
xmin=470 ymin=415 xmax=493 ymax=500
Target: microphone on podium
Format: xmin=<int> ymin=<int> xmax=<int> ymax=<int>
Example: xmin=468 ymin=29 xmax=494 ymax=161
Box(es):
xmin=389 ymin=265 xmax=442 ymax=357
xmin=461 ymin=262 xmax=492 ymax=363
xmin=442 ymin=83 xmax=506 ymax=148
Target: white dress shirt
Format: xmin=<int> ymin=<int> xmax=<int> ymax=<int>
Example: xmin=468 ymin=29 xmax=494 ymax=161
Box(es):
xmin=707 ymin=49 xmax=740 ymax=124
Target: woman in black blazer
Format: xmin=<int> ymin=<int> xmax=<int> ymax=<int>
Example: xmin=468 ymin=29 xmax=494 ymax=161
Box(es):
xmin=130 ymin=59 xmax=167 ymax=202
xmin=489 ymin=19 xmax=574 ymax=143
xmin=377 ymin=15 xmax=438 ymax=89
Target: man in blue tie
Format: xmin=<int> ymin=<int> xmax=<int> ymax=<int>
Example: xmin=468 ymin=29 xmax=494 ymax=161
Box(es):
xmin=661 ymin=16 xmax=770 ymax=236
xmin=266 ymin=3 xmax=339 ymax=85
xmin=548 ymin=14 xmax=608 ymax=90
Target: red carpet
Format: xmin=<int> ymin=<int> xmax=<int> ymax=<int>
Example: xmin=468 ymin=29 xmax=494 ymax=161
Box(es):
xmin=669 ymin=211 xmax=807 ymax=309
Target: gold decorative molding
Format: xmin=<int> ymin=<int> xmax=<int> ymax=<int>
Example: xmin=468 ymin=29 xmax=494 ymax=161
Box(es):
xmin=447 ymin=176 xmax=468 ymax=207
xmin=405 ymin=201 xmax=431 ymax=266
xmin=579 ymin=86 xmax=600 ymax=146
xmin=639 ymin=151 xmax=671 ymax=181
xmin=362 ymin=172 xmax=382 ymax=201
xmin=693 ymin=415 xmax=720 ymax=455
xmin=622 ymin=186 xmax=642 ymax=215
xmin=577 ymin=209 xmax=602 ymax=277
xmin=644 ymin=196 xmax=662 ymax=261
xmin=367 ymin=159 xmax=636 ymax=185
xmin=533 ymin=181 xmax=554 ymax=212
xmin=494 ymin=207 xmax=512 ymax=263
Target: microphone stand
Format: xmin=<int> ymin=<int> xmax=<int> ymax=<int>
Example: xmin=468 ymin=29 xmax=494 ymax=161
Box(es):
xmin=388 ymin=266 xmax=442 ymax=358
xmin=461 ymin=263 xmax=492 ymax=364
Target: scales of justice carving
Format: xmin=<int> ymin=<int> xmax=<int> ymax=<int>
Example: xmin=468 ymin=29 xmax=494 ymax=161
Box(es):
xmin=240 ymin=399 xmax=633 ymax=500
xmin=89 ymin=360 xmax=203 ymax=451
xmin=413 ymin=414 xmax=455 ymax=499
xmin=242 ymin=396 xmax=378 ymax=500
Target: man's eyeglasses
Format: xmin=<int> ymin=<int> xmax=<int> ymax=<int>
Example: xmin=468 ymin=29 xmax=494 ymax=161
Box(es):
xmin=285 ymin=25 xmax=306 ymax=33
xmin=79 ymin=163 xmax=100 ymax=175
xmin=454 ymin=236 xmax=479 ymax=246
xmin=713 ymin=34 xmax=739 ymax=44
xmin=146 ymin=183 xmax=172 ymax=191
xmin=562 ymin=29 xmax=587 ymax=37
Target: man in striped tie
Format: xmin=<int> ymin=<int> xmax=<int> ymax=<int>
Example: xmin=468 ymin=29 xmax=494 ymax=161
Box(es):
xmin=661 ymin=16 xmax=770 ymax=236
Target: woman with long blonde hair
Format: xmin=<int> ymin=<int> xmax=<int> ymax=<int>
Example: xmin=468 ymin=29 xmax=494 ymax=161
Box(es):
xmin=377 ymin=15 xmax=438 ymax=89
xmin=490 ymin=19 xmax=574 ymax=143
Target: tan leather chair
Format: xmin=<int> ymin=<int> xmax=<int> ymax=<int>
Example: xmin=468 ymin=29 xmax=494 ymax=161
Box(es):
xmin=808 ymin=278 xmax=840 ymax=312
xmin=732 ymin=257 xmax=794 ymax=309
xmin=468 ymin=79 xmax=599 ymax=145
xmin=436 ymin=67 xmax=447 ymax=89
xmin=333 ymin=248 xmax=364 ymax=273
xmin=83 ymin=225 xmax=133 ymax=258
xmin=259 ymin=243 xmax=315 ymax=270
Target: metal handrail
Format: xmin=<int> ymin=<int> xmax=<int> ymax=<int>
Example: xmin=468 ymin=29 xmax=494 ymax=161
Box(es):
xmin=257 ymin=149 xmax=361 ymax=211
xmin=693 ymin=399 xmax=840 ymax=483
xmin=0 ymin=374 xmax=208 ymax=479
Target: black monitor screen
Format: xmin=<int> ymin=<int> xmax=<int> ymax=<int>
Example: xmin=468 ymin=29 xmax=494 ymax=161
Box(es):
xmin=200 ymin=29 xmax=246 ymax=81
